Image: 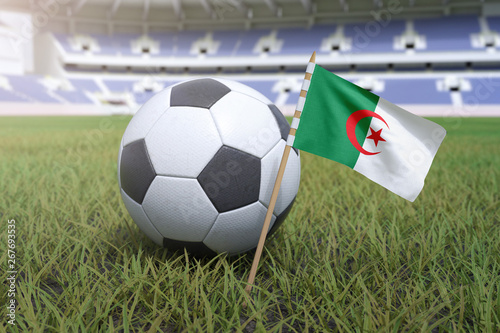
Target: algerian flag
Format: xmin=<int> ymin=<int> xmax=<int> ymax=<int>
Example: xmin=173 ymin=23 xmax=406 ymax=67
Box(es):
xmin=289 ymin=63 xmax=446 ymax=202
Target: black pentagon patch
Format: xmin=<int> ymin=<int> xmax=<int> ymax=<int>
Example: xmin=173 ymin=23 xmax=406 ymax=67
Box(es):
xmin=268 ymin=104 xmax=299 ymax=154
xmin=268 ymin=104 xmax=290 ymax=140
xmin=163 ymin=237 xmax=218 ymax=258
xmin=120 ymin=139 xmax=156 ymax=204
xmin=197 ymin=145 xmax=261 ymax=213
xmin=170 ymin=79 xmax=231 ymax=109
xmin=268 ymin=196 xmax=296 ymax=237
xmin=290 ymin=144 xmax=299 ymax=158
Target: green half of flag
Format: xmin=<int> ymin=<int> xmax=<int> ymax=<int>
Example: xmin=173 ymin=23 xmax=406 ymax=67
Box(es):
xmin=293 ymin=64 xmax=379 ymax=168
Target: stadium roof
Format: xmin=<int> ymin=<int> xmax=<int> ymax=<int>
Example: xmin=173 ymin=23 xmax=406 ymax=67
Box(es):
xmin=0 ymin=0 xmax=490 ymax=30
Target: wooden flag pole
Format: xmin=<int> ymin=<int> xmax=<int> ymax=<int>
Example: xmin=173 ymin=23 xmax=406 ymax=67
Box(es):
xmin=244 ymin=51 xmax=316 ymax=299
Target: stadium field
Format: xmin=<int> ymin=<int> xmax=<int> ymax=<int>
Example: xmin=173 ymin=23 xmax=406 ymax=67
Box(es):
xmin=1 ymin=116 xmax=499 ymax=332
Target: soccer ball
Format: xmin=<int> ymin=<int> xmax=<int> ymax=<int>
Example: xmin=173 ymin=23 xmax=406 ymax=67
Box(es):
xmin=118 ymin=78 xmax=300 ymax=256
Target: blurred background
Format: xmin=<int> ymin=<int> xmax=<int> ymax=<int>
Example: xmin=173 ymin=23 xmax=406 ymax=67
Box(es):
xmin=0 ymin=0 xmax=499 ymax=116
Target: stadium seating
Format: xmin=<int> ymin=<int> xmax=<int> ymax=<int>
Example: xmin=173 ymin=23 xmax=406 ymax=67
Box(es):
xmin=378 ymin=79 xmax=451 ymax=104
xmin=175 ymin=31 xmax=206 ymax=56
xmin=278 ymin=25 xmax=335 ymax=55
xmin=52 ymin=15 xmax=500 ymax=57
xmin=0 ymin=88 xmax=31 ymax=102
xmin=461 ymin=78 xmax=500 ymax=104
xmin=487 ymin=16 xmax=500 ymax=31
xmin=210 ymin=30 xmax=243 ymax=56
xmin=235 ymin=29 xmax=271 ymax=55
xmin=486 ymin=16 xmax=500 ymax=48
xmin=413 ymin=15 xmax=480 ymax=51
xmin=96 ymin=34 xmax=139 ymax=56
xmin=56 ymin=90 xmax=93 ymax=104
xmin=70 ymin=78 xmax=100 ymax=92
xmin=239 ymin=80 xmax=280 ymax=102
xmin=53 ymin=33 xmax=82 ymax=54
xmin=59 ymin=78 xmax=99 ymax=104
xmin=0 ymin=76 xmax=104 ymax=104
xmin=103 ymin=79 xmax=135 ymax=92
xmin=6 ymin=73 xmax=500 ymax=107
xmin=149 ymin=32 xmax=176 ymax=56
xmin=6 ymin=75 xmax=60 ymax=103
xmin=342 ymin=20 xmax=406 ymax=53
xmin=3 ymin=14 xmax=500 ymax=115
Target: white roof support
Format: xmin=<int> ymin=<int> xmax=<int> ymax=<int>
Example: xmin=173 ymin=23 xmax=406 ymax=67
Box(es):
xmin=264 ymin=0 xmax=279 ymax=16
xmin=199 ymin=0 xmax=215 ymax=19
xmin=172 ymin=0 xmax=184 ymax=20
xmin=299 ymin=0 xmax=312 ymax=14
xmin=339 ymin=0 xmax=348 ymax=12
xmin=109 ymin=0 xmax=122 ymax=19
xmin=232 ymin=0 xmax=248 ymax=13
xmin=143 ymin=0 xmax=150 ymax=21
xmin=70 ymin=0 xmax=88 ymax=16
xmin=231 ymin=0 xmax=252 ymax=19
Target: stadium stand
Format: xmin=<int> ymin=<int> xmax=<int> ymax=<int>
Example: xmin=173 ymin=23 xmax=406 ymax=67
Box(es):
xmin=461 ymin=78 xmax=500 ymax=104
xmin=53 ymin=33 xmax=83 ymax=54
xmin=69 ymin=78 xmax=101 ymax=92
xmin=1 ymin=0 xmax=499 ymax=117
xmin=342 ymin=20 xmax=406 ymax=54
xmin=149 ymin=32 xmax=176 ymax=57
xmin=210 ymin=30 xmax=243 ymax=56
xmin=235 ymin=29 xmax=272 ymax=55
xmin=6 ymin=76 xmax=60 ymax=103
xmin=176 ymin=31 xmax=206 ymax=56
xmin=94 ymin=34 xmax=139 ymax=56
xmin=51 ymin=15 xmax=500 ymax=57
xmin=413 ymin=15 xmax=481 ymax=51
xmin=56 ymin=90 xmax=93 ymax=104
xmin=378 ymin=79 xmax=452 ymax=105
xmin=487 ymin=16 xmax=500 ymax=34
xmin=4 ymin=74 xmax=500 ymax=112
xmin=103 ymin=79 xmax=135 ymax=92
xmin=278 ymin=25 xmax=335 ymax=55
xmin=0 ymin=88 xmax=31 ymax=103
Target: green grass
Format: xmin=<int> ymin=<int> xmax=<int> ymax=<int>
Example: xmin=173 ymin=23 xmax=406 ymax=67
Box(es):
xmin=1 ymin=116 xmax=499 ymax=332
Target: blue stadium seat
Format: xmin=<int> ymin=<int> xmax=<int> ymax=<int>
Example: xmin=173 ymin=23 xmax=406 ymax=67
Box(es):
xmin=7 ymin=76 xmax=61 ymax=103
xmin=70 ymin=78 xmax=100 ymax=92
xmin=134 ymin=91 xmax=157 ymax=104
xmin=238 ymin=80 xmax=278 ymax=103
xmin=486 ymin=16 xmax=500 ymax=49
xmin=149 ymin=32 xmax=176 ymax=56
xmin=51 ymin=16 xmax=492 ymax=57
xmin=378 ymin=79 xmax=451 ymax=104
xmin=462 ymin=78 xmax=500 ymax=104
xmin=486 ymin=16 xmax=500 ymax=34
xmin=57 ymin=90 xmax=93 ymax=104
xmin=91 ymin=34 xmax=139 ymax=55
xmin=413 ymin=15 xmax=480 ymax=51
xmin=286 ymin=91 xmax=300 ymax=105
xmin=53 ymin=33 xmax=83 ymax=53
xmin=175 ymin=31 xmax=206 ymax=56
xmin=342 ymin=19 xmax=406 ymax=54
xmin=90 ymin=34 xmax=117 ymax=55
xmin=235 ymin=29 xmax=271 ymax=55
xmin=277 ymin=25 xmax=335 ymax=55
xmin=210 ymin=30 xmax=243 ymax=56
xmin=0 ymin=88 xmax=32 ymax=102
xmin=104 ymin=80 xmax=134 ymax=92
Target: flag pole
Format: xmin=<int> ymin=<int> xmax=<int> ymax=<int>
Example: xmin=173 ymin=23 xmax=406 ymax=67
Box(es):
xmin=244 ymin=51 xmax=316 ymax=300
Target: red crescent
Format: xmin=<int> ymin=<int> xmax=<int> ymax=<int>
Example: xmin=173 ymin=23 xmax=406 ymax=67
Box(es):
xmin=346 ymin=109 xmax=389 ymax=156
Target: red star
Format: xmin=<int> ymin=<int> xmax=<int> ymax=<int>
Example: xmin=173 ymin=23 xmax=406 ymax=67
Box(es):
xmin=367 ymin=127 xmax=386 ymax=147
